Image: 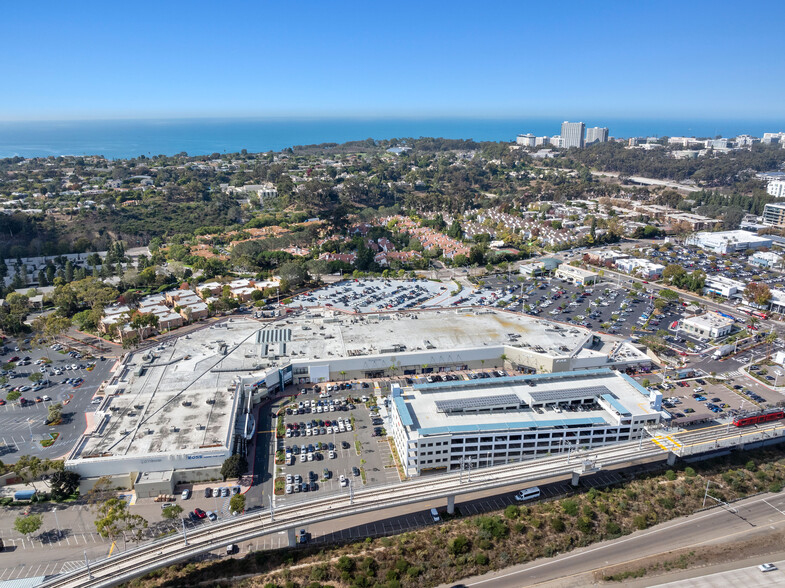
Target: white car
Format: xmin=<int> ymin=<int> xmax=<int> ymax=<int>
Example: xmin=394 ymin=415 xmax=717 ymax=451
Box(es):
xmin=339 ymin=475 xmax=348 ymax=487
xmin=759 ymin=563 xmax=777 ymax=572
xmin=91 ymin=397 xmax=102 ymax=404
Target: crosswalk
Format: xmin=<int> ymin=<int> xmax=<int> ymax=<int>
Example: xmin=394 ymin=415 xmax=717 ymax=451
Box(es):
xmin=721 ymin=370 xmax=744 ymax=379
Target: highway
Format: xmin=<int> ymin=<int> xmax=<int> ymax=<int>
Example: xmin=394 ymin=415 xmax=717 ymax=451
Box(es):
xmin=39 ymin=419 xmax=785 ymax=588
xmin=448 ymin=490 xmax=785 ymax=588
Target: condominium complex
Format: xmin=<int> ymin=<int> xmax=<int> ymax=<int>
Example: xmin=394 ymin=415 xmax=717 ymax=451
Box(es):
xmin=561 ymin=121 xmax=585 ymax=149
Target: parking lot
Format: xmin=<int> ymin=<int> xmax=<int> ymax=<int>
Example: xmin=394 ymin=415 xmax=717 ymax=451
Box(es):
xmin=0 ymin=336 xmax=116 ymax=460
xmin=291 ymin=279 xmax=447 ymax=313
xmin=275 ymin=385 xmax=400 ymax=507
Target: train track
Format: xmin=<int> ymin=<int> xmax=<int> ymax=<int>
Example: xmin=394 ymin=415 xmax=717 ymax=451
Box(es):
xmin=41 ymin=422 xmax=785 ymax=587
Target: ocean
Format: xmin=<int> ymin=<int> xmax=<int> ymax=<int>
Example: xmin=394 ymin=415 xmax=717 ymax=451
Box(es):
xmin=0 ymin=117 xmax=783 ymax=160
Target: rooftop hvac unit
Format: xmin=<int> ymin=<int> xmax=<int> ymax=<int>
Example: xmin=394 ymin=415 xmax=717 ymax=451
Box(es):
xmin=196 ymin=424 xmax=205 ymax=430
xmin=134 ymin=404 xmax=144 ymax=410
xmin=206 ymin=398 xmax=215 ymax=405
xmin=170 ymin=426 xmax=179 ymax=433
xmin=147 ymin=429 xmax=154 ymax=435
xmin=181 ymin=401 xmax=192 ymax=407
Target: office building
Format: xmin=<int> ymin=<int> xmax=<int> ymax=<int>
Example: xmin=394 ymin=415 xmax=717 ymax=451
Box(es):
xmin=390 ymin=369 xmax=662 ymax=476
xmin=763 ymin=202 xmax=785 ymax=228
xmin=585 ymin=127 xmax=609 ymax=145
xmin=560 ymin=121 xmax=585 ymax=149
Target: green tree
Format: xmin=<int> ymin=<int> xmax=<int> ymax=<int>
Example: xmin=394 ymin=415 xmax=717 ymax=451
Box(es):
xmin=28 ymin=372 xmax=43 ymax=383
xmin=50 ymin=470 xmax=80 ymax=499
xmin=161 ymin=504 xmax=183 ymax=520
xmin=221 ymin=455 xmax=248 ymax=480
xmin=46 ymin=403 xmax=63 ymax=425
xmin=229 ymin=493 xmax=246 ymax=514
xmin=744 ymin=282 xmax=772 ymax=307
xmin=94 ymin=497 xmax=148 ymax=542
xmin=14 ymin=514 xmax=43 ymax=541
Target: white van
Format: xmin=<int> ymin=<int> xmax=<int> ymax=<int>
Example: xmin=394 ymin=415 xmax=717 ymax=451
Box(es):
xmin=514 ymin=486 xmax=541 ymax=502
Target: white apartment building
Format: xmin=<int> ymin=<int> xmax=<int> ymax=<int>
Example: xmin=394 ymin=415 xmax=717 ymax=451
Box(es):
xmin=560 ymin=121 xmax=585 ymax=149
xmin=586 ymin=127 xmax=609 ymax=145
xmin=767 ymin=180 xmax=785 ymax=198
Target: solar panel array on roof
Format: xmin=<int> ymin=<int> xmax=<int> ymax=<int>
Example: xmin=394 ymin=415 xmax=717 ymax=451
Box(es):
xmin=600 ymin=393 xmax=632 ymax=417
xmin=528 ymin=385 xmax=612 ymax=403
xmin=434 ymin=394 xmax=521 ymax=413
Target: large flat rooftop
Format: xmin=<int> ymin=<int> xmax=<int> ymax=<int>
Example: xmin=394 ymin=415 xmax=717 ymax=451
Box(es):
xmin=293 ymin=309 xmax=593 ymax=360
xmin=75 ymin=319 xmax=264 ymax=460
xmin=396 ymin=369 xmax=658 ymax=436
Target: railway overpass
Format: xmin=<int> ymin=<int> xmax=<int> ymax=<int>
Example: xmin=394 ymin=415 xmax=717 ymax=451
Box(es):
xmin=41 ymin=420 xmax=785 ymax=588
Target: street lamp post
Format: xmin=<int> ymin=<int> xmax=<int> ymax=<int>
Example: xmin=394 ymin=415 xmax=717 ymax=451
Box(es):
xmin=703 ymin=480 xmax=723 ymax=508
xmin=52 ymin=507 xmax=61 ymax=538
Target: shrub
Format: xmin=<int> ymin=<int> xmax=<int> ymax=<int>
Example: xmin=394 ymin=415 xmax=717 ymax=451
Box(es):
xmin=582 ymin=504 xmax=595 ymax=518
xmin=477 ymin=516 xmax=508 ymax=539
xmin=530 ymin=518 xmax=542 ymax=529
xmin=336 ymin=556 xmax=355 ymax=574
xmin=477 ymin=538 xmax=493 ymax=550
xmin=393 ymin=559 xmax=410 ymax=574
xmin=310 ymin=565 xmax=328 ymax=581
xmin=504 ymin=505 xmax=519 ymax=519
xmin=665 ymin=470 xmax=677 ymax=481
xmin=475 ymin=553 xmax=489 ymax=566
xmin=745 ymin=460 xmax=757 ymax=472
xmin=684 ymin=466 xmax=697 ymax=477
xmin=658 ymin=496 xmax=675 ymax=509
xmin=633 ymin=515 xmax=648 ymax=530
xmin=551 ymin=517 xmax=566 ymax=532
xmin=448 ymin=534 xmax=471 ymax=556
xmin=577 ymin=516 xmax=593 ymax=534
xmin=562 ymin=499 xmax=579 ymax=516
xmin=606 ymin=520 xmax=621 ymax=536
xmin=406 ymin=566 xmax=422 ymax=578
xmin=769 ymin=482 xmax=783 ymax=493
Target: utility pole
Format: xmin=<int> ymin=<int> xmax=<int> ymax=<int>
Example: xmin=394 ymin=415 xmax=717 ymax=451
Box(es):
xmin=349 ymin=479 xmax=354 ymax=505
xmin=269 ymin=495 xmax=275 ymax=522
xmin=182 ymin=517 xmax=188 ymax=546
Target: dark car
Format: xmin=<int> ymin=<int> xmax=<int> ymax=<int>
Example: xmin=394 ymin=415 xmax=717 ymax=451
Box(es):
xmin=204 ymin=488 xmax=213 ymax=498
xmin=352 ymin=466 xmax=360 ymax=477
xmin=342 ymin=441 xmax=350 ymax=449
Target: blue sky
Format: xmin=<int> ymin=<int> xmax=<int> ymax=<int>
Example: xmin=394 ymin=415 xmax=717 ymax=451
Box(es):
xmin=2 ymin=0 xmax=783 ymax=121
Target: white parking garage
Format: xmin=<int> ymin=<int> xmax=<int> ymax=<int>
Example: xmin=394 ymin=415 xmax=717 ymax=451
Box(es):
xmin=389 ymin=368 xmax=662 ymax=476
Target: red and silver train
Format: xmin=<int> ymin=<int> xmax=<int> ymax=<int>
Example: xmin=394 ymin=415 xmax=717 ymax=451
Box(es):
xmin=733 ymin=409 xmax=785 ymax=428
